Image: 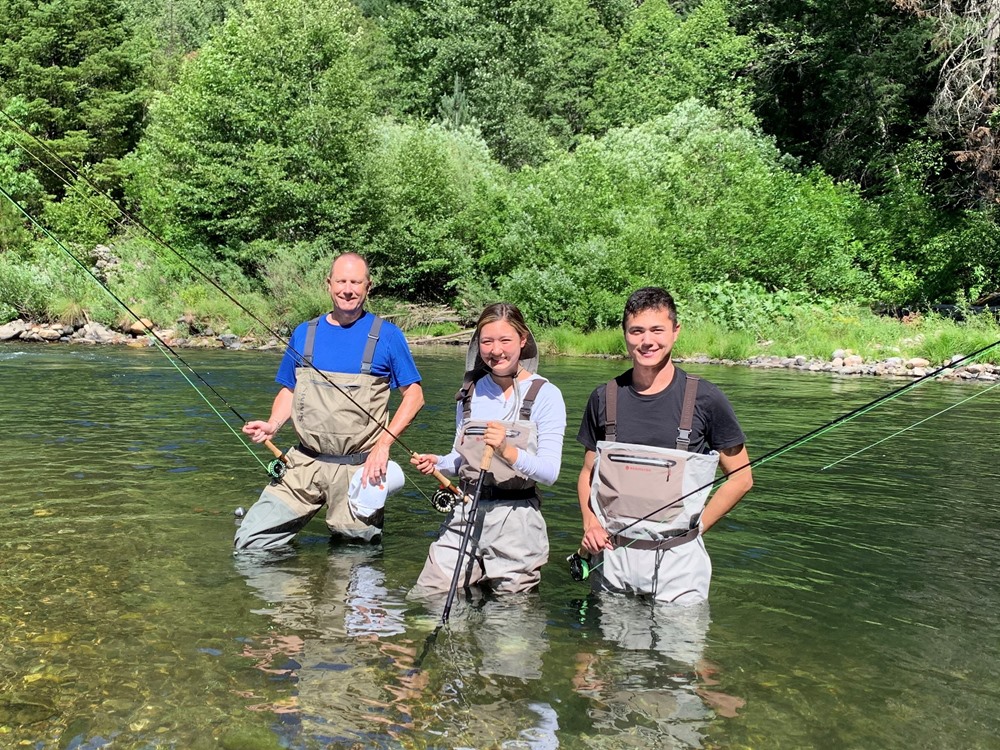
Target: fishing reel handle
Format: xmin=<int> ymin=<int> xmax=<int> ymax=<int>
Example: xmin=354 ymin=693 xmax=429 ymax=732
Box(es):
xmin=567 ymin=550 xmax=592 ymax=582
xmin=264 ymin=440 xmax=289 ymax=464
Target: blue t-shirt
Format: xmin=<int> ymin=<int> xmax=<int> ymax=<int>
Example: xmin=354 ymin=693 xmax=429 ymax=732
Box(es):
xmin=275 ymin=312 xmax=421 ymax=391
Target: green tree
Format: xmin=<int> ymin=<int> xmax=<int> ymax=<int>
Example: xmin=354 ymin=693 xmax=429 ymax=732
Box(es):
xmin=378 ymin=0 xmax=620 ymax=167
xmin=0 ymin=0 xmax=148 ymax=200
xmin=737 ymin=0 xmax=936 ymax=192
xmin=365 ymin=120 xmax=501 ymax=300
xmin=590 ymin=0 xmax=757 ymax=131
xmin=128 ymin=0 xmax=378 ymax=275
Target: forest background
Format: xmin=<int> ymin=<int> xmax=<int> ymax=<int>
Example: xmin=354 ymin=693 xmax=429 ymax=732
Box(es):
xmin=3 ymin=0 xmax=1000 ymax=361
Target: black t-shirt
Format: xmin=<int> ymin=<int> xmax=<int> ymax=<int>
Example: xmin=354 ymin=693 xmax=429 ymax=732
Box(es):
xmin=576 ymin=366 xmax=746 ymax=455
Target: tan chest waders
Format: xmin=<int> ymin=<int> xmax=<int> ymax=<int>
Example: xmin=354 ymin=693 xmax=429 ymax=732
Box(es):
xmin=234 ymin=314 xmax=392 ymax=549
xmin=455 ymin=377 xmax=546 ymax=499
xmin=590 ymin=376 xmax=719 ymax=548
xmin=292 ymin=315 xmax=390 ymax=461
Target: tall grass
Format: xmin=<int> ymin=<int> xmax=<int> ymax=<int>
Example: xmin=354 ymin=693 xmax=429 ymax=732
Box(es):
xmin=535 ymin=327 xmax=628 ymax=357
xmin=535 ymin=307 xmax=1000 ymax=365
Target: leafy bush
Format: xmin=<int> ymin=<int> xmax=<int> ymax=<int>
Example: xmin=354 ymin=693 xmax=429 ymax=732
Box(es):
xmin=364 ymin=120 xmax=500 ymax=301
xmin=470 ymin=101 xmax=874 ymax=329
xmin=680 ymin=280 xmax=833 ymax=338
xmin=0 ymin=256 xmax=50 ymax=321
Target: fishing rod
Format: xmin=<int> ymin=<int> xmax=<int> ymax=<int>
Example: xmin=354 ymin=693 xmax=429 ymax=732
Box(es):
xmin=0 ymin=184 xmax=285 ymax=474
xmin=0 ymin=112 xmax=465 ymax=500
xmin=569 ymin=339 xmax=1000 ymax=580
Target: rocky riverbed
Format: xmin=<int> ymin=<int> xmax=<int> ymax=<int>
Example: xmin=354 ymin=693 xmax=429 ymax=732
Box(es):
xmin=4 ymin=318 xmax=999 ymax=382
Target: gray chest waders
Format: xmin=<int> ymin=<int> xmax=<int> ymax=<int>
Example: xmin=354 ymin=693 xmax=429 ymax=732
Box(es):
xmin=590 ymin=375 xmax=719 ymax=547
xmin=455 ymin=377 xmax=546 ymax=501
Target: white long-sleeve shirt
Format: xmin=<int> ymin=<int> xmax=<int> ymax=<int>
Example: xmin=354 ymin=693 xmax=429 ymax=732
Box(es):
xmin=435 ymin=374 xmax=566 ymax=486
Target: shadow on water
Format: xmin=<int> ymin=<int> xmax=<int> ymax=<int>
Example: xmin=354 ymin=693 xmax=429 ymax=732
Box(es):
xmin=3 ymin=343 xmax=1000 ymax=747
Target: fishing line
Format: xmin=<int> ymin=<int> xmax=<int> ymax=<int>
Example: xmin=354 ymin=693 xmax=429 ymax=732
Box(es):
xmin=579 ymin=338 xmax=1000 ymax=573
xmin=1 ymin=112 xmax=461 ymax=499
xmin=0 ymin=184 xmax=268 ymax=470
xmin=821 ymin=375 xmax=1000 ymax=470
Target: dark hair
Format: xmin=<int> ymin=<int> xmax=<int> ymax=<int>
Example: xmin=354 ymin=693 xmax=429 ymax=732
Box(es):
xmin=622 ymin=287 xmax=678 ymax=331
xmin=476 ymin=302 xmax=531 ymax=341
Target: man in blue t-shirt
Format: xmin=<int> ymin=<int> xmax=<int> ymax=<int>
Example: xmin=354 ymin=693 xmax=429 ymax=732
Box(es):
xmin=235 ymin=253 xmax=424 ymax=549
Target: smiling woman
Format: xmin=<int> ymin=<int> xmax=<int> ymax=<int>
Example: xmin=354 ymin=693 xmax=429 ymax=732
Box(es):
xmin=409 ymin=302 xmax=567 ymax=602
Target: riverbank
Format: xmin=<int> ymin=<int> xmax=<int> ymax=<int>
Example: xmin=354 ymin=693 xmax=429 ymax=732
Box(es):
xmin=6 ymin=315 xmax=1000 ymax=382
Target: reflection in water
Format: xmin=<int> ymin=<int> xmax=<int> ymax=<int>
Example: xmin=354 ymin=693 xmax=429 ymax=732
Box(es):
xmin=235 ymin=545 xmax=564 ymax=748
xmin=234 ymin=546 xmax=416 ymax=745
xmin=572 ymin=597 xmax=742 ymax=749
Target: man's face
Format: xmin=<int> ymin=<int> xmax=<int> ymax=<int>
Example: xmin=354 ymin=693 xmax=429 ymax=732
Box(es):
xmin=327 ymin=257 xmax=370 ymax=315
xmin=624 ymin=307 xmax=679 ymax=370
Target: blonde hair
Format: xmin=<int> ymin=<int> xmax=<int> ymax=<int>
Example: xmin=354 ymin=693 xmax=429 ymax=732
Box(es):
xmin=328 ymin=252 xmax=370 ymax=282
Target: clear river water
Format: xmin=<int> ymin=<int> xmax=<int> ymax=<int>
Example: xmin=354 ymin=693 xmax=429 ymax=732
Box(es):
xmin=2 ymin=342 xmax=999 ymax=749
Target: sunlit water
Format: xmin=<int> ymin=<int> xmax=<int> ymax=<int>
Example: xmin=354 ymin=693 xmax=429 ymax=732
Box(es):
xmin=2 ymin=343 xmax=1000 ymax=749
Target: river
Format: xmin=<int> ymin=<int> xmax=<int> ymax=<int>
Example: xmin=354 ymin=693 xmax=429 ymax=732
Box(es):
xmin=2 ymin=342 xmax=999 ymax=749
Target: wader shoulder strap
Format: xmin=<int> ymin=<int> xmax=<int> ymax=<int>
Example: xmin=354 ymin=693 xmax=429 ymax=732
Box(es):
xmin=302 ymin=314 xmax=382 ymax=371
xmin=302 ymin=316 xmax=323 ymax=365
xmin=461 ymin=376 xmax=547 ymax=421
xmin=603 ymin=375 xmax=698 ymax=448
xmin=360 ymin=315 xmax=384 ymax=375
xmin=604 ymin=379 xmax=618 ymax=442
xmin=518 ymin=378 xmax=547 ymax=420
xmin=676 ymin=375 xmax=700 ymax=451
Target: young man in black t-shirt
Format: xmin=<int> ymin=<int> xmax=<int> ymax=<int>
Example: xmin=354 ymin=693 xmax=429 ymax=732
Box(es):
xmin=576 ymin=288 xmax=753 ymax=603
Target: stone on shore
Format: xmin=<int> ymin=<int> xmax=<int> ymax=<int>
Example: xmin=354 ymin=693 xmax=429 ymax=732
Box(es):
xmin=129 ymin=318 xmax=154 ymax=336
xmin=0 ymin=320 xmax=27 ymax=341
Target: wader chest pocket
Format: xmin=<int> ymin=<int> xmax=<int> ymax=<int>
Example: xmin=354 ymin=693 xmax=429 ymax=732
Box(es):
xmin=462 ymin=425 xmax=521 ymax=439
xmin=598 ymin=449 xmax=687 ymax=524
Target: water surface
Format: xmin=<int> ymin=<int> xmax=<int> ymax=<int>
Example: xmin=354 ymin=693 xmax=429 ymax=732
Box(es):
xmin=2 ymin=343 xmax=999 ymax=748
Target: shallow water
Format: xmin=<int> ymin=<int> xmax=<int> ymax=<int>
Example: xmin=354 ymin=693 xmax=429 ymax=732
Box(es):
xmin=3 ymin=342 xmax=1000 ymax=749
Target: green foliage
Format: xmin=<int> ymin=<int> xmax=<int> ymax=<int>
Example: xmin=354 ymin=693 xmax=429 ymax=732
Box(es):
xmin=0 ymin=254 xmax=50 ymax=320
xmin=404 ymin=321 xmax=462 ymax=338
xmin=674 ymin=320 xmax=758 ymax=361
xmin=591 ymin=0 xmax=757 ymax=131
xmin=365 ymin=120 xmax=500 ymax=301
xmin=379 ymin=0 xmax=617 ymax=166
xmin=0 ymin=0 xmax=149 ymax=199
xmin=912 ymin=315 xmax=1000 ymax=367
xmin=40 ymin=174 xmax=117 ymax=249
xmin=262 ymin=239 xmax=335 ymax=329
xmin=737 ymin=0 xmax=936 ymax=192
xmin=852 ymin=139 xmax=1000 ymax=306
xmin=477 ymin=101 xmax=873 ymax=329
xmin=535 ymin=326 xmax=628 ymax=357
xmin=680 ymin=280 xmax=831 ymax=338
xmin=128 ymin=0 xmax=378 ymax=273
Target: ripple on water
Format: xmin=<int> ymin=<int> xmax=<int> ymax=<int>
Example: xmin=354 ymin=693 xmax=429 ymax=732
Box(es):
xmin=4 ymin=350 xmax=1000 ymax=748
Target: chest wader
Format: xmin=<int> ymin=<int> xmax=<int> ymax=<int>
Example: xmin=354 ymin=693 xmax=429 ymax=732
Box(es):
xmin=410 ymin=377 xmax=549 ymax=596
xmin=233 ymin=316 xmax=390 ymax=550
xmin=589 ymin=376 xmax=719 ymax=601
xmin=455 ymin=377 xmax=547 ymax=500
xmin=292 ymin=315 xmax=390 ymax=540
